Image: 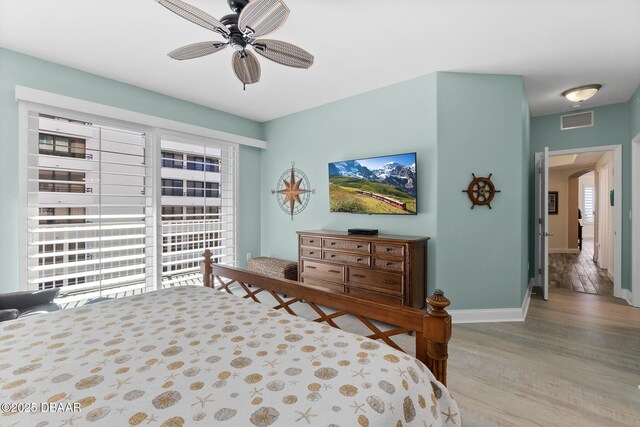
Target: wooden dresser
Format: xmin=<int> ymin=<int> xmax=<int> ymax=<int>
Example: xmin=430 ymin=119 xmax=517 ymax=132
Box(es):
xmin=297 ymin=230 xmax=429 ymax=308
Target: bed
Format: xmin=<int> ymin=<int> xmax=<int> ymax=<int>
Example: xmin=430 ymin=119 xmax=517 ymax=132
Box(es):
xmin=0 ymin=250 xmax=459 ymax=426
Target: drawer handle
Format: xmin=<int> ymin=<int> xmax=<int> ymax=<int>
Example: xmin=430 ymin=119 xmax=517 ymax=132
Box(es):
xmin=385 ymin=247 xmax=392 ymax=252
xmin=309 ymin=251 xmax=315 ymax=255
xmin=353 ymin=274 xmax=366 ymax=278
xmin=307 ymin=266 xmax=316 ymax=269
xmin=386 ymin=262 xmax=393 ymax=266
xmin=309 ymin=240 xmax=315 ymax=243
xmin=330 ymin=254 xmax=336 ymax=258
xmin=329 ymin=269 xmax=341 ymax=274
xmin=357 ymin=244 xmax=363 ymax=248
xmin=356 ymin=258 xmax=363 ymax=262
xmin=330 ymin=242 xmax=336 ymax=245
xmin=383 ymin=279 xmax=396 ymax=285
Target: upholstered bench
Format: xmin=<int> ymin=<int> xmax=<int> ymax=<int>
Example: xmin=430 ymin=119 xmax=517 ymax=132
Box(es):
xmin=247 ymin=257 xmax=298 ymax=281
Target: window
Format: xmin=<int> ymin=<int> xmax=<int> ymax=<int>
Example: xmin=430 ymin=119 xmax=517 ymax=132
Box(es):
xmin=162 ymin=206 xmax=184 ymax=221
xmin=38 ymin=207 xmax=86 ymax=225
xmin=160 ymin=136 xmax=236 ymax=287
xmin=187 ymin=155 xmax=205 ymax=171
xmin=185 ymin=181 xmax=220 ymax=198
xmin=39 ymin=134 xmax=86 ymax=158
xmin=24 ymin=108 xmax=238 ymax=300
xmin=28 ymin=114 xmax=153 ymax=298
xmin=161 ymin=151 xmax=183 ymax=169
xmin=162 ymin=179 xmax=184 ymax=196
xmin=206 ymin=182 xmax=220 ymax=198
xmin=39 ymin=170 xmax=86 ymax=193
xmin=186 ymin=180 xmax=205 ymax=197
xmin=206 ymin=157 xmax=220 ymax=173
xmin=584 ymin=187 xmax=594 ymax=224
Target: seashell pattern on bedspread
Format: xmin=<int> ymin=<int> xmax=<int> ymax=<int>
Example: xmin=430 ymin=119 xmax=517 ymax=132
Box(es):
xmin=0 ymin=286 xmax=459 ymax=426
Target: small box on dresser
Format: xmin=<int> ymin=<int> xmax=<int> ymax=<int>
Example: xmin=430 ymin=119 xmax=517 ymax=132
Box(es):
xmin=297 ymin=230 xmax=429 ymax=308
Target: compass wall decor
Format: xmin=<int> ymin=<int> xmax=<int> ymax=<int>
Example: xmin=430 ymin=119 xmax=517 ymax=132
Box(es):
xmin=271 ymin=163 xmax=315 ymax=219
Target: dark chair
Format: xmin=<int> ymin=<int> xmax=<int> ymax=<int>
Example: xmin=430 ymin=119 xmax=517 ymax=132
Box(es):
xmin=0 ymin=288 xmax=61 ymax=322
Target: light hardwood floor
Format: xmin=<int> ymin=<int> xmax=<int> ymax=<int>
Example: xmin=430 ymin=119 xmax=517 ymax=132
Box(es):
xmin=447 ymin=289 xmax=640 ymax=426
xmin=549 ymin=238 xmax=613 ymax=295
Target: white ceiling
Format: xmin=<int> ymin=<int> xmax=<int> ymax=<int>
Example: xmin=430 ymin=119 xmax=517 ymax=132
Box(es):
xmin=549 ymin=151 xmax=606 ymax=170
xmin=1 ymin=0 xmax=639 ymax=122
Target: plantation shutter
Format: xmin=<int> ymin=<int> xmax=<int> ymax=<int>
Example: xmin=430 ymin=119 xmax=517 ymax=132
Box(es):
xmin=26 ymin=113 xmax=154 ymax=302
xmin=160 ymin=135 xmax=237 ymax=286
xmin=584 ymin=187 xmax=594 ymax=224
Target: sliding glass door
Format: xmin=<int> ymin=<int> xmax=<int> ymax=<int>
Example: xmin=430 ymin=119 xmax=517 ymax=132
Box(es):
xmin=26 ymin=113 xmax=154 ymax=302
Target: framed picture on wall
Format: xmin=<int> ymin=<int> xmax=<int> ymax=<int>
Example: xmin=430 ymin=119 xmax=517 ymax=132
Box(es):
xmin=548 ymin=191 xmax=558 ymax=215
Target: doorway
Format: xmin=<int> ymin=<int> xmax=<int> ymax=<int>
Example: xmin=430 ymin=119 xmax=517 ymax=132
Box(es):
xmin=535 ymin=145 xmax=622 ymax=301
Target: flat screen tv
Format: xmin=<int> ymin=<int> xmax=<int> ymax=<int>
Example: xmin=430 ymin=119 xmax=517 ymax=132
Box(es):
xmin=328 ymin=152 xmax=417 ymax=215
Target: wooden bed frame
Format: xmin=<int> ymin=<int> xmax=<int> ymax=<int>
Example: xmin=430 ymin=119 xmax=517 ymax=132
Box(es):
xmin=203 ymin=250 xmax=452 ymax=386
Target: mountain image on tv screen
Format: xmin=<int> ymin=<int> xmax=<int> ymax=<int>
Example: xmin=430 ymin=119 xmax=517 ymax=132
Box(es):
xmin=328 ymin=153 xmax=417 ymax=215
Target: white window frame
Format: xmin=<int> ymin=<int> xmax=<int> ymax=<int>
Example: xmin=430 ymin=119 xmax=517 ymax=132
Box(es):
xmin=16 ymin=86 xmax=263 ymax=291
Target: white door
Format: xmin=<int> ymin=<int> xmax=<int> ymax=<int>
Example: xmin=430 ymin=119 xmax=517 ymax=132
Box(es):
xmin=534 ymin=147 xmax=549 ymax=300
xmin=597 ymin=165 xmax=610 ymax=270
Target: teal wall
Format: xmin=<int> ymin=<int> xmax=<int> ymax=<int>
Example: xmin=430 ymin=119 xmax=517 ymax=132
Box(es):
xmin=261 ymin=73 xmax=440 ymax=296
xmin=531 ymin=102 xmax=631 ymax=291
xmin=262 ymin=72 xmax=529 ymax=310
xmin=436 ymin=73 xmax=528 ymax=309
xmin=0 ymin=48 xmax=263 ymax=292
xmin=631 ymin=87 xmax=640 ymax=137
xmin=522 ymin=84 xmax=533 ymax=301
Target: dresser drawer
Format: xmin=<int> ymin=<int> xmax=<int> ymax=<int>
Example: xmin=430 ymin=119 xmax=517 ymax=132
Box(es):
xmin=347 ymin=287 xmax=403 ymax=306
xmin=373 ymin=258 xmax=404 ymax=272
xmin=300 ymin=235 xmax=321 ymax=247
xmin=302 ymin=260 xmax=345 ymax=283
xmin=323 ymin=238 xmax=370 ymax=253
xmin=301 ymin=247 xmax=321 ymax=259
xmin=347 ymin=267 xmax=403 ymax=294
xmin=373 ymin=243 xmax=405 ymax=257
xmin=323 ymin=250 xmax=370 ymax=267
xmin=302 ymin=276 xmax=344 ymax=293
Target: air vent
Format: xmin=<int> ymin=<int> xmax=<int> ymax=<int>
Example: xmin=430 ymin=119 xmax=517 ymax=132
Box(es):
xmin=561 ymin=111 xmax=594 ymax=130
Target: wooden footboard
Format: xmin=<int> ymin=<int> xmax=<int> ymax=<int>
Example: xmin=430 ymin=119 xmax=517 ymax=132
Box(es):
xmin=202 ymin=250 xmax=452 ymax=386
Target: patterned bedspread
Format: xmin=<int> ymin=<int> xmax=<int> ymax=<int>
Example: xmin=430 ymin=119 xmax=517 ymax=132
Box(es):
xmin=0 ymin=286 xmax=459 ymax=426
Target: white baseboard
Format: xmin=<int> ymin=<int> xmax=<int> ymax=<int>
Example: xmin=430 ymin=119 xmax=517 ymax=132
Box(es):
xmin=621 ymin=289 xmax=633 ymax=306
xmin=607 ymin=271 xmax=614 ymax=282
xmin=450 ymin=281 xmax=533 ymax=324
xmin=549 ymin=248 xmax=580 ymax=254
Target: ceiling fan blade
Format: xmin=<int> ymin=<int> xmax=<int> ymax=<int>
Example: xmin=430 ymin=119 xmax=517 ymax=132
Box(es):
xmin=253 ymin=39 xmax=313 ymax=68
xmin=238 ymin=0 xmax=290 ymax=38
xmin=156 ymin=0 xmax=230 ymax=36
xmin=168 ymin=42 xmax=228 ymax=60
xmin=232 ymin=51 xmax=261 ymax=86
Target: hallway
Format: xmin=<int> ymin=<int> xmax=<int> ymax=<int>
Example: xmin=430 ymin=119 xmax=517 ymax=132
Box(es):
xmin=549 ymin=238 xmax=613 ymax=295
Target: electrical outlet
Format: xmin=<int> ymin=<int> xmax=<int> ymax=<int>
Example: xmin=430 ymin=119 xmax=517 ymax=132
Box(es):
xmin=246 ymin=252 xmax=252 ymax=261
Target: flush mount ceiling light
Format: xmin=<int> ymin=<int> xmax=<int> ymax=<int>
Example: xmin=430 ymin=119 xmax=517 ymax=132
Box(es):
xmin=562 ymin=84 xmax=602 ymax=103
xmin=156 ymin=0 xmax=314 ymax=89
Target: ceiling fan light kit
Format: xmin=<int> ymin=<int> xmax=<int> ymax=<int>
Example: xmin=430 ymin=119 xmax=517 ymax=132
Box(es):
xmin=562 ymin=84 xmax=602 ymax=103
xmin=156 ymin=0 xmax=314 ymax=89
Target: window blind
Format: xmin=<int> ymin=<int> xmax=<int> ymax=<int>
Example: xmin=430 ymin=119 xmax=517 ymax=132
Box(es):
xmin=584 ymin=187 xmax=594 ymax=224
xmin=160 ymin=135 xmax=237 ymax=286
xmin=27 ymin=114 xmax=154 ymax=300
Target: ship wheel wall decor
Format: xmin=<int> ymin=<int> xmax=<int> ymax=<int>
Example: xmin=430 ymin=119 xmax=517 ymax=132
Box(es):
xmin=271 ymin=162 xmax=315 ymax=219
xmin=462 ymin=173 xmax=501 ymax=209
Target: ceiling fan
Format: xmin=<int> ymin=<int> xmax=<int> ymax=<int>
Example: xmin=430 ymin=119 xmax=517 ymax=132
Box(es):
xmin=156 ymin=0 xmax=314 ymax=89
